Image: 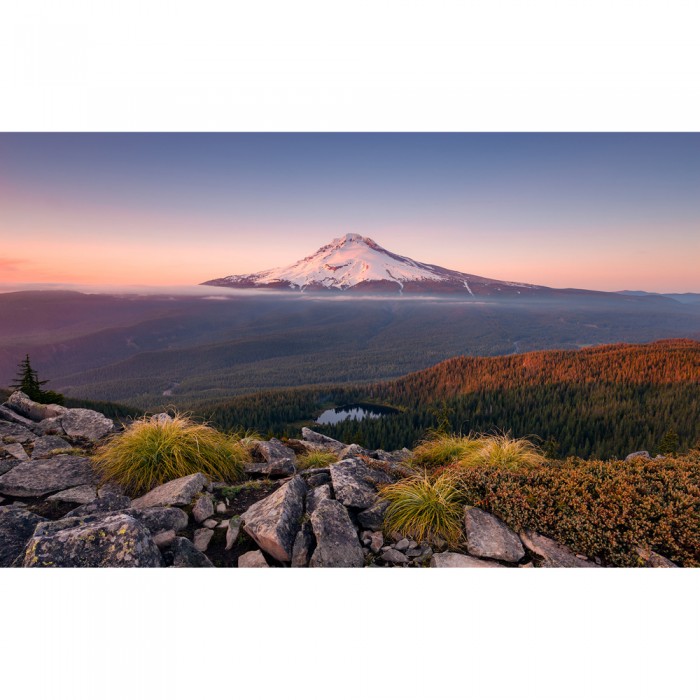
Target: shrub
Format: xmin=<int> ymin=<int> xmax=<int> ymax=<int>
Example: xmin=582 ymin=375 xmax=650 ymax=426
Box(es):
xmin=297 ymin=449 xmax=338 ymax=470
xmin=93 ymin=414 xmax=250 ymax=495
xmin=456 ymin=452 xmax=700 ymax=566
xmin=380 ymin=472 xmax=465 ymax=546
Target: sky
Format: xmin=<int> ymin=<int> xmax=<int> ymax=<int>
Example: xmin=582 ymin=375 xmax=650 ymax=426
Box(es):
xmin=1 ymin=133 xmax=698 ymax=292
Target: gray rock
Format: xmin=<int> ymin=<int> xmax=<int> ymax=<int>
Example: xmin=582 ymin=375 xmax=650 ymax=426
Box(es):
xmin=1 ymin=443 xmax=28 ymax=460
xmin=306 ymin=484 xmax=332 ymax=514
xmin=430 ymin=552 xmax=506 ymax=568
xmin=304 ymin=470 xmax=332 ymax=488
xmin=0 ymin=421 xmax=36 ymax=444
xmin=369 ymin=531 xmax=384 ymax=554
xmin=238 ymin=550 xmax=269 ymax=568
xmin=395 ymin=538 xmax=410 ymax=552
xmin=203 ymin=518 xmax=218 ymax=529
xmin=170 ymin=537 xmax=214 ymax=567
xmin=0 ymin=405 xmax=40 ymax=429
xmin=244 ymin=458 xmax=296 ymax=477
xmin=6 ymin=391 xmax=67 ymax=422
xmin=381 ymin=549 xmax=409 ymax=565
xmin=301 ymin=428 xmax=345 ymax=453
xmin=127 ymin=507 xmax=189 ymax=534
xmin=242 ymin=475 xmax=306 ymax=562
xmin=253 ymin=438 xmax=297 ymax=464
xmin=23 ymin=513 xmax=163 ymax=567
xmin=309 ymin=499 xmax=364 ymax=568
xmin=192 ymin=494 xmax=214 ymax=523
xmin=520 ymin=530 xmax=599 ymax=568
xmin=0 ymin=454 xmax=97 ymax=497
xmin=0 ymin=506 xmax=48 ymax=566
xmin=291 ymin=520 xmax=315 ymax=567
xmin=330 ymin=458 xmax=396 ymax=509
xmin=35 ymin=417 xmax=66 ymax=436
xmin=225 ymin=515 xmax=242 ymax=550
xmin=131 ymin=473 xmax=209 ymax=509
xmin=153 ymin=530 xmax=176 ymax=548
xmin=60 ymin=408 xmax=115 ymax=442
xmin=625 ymin=451 xmax=651 ymax=461
xmin=193 ymin=528 xmax=214 ymax=552
xmin=47 ymin=484 xmax=100 ymax=504
xmin=31 ymin=435 xmax=72 ymax=458
xmin=0 ymin=460 xmax=18 ymax=477
xmin=357 ymin=499 xmax=389 ymax=531
xmin=463 ymin=507 xmax=525 ymax=563
xmin=216 ymin=502 xmax=227 ymax=514
xmin=150 ymin=413 xmax=173 ymax=424
xmin=338 ymin=443 xmax=367 ymax=459
xmin=66 ymin=494 xmax=132 ymax=517
xmin=635 ymin=546 xmax=678 ymax=568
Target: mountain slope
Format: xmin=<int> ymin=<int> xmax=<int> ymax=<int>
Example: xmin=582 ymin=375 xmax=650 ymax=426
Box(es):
xmin=202 ymin=233 xmax=556 ymax=295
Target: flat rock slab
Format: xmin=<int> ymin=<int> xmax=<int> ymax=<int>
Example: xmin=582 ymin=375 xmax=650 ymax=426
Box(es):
xmin=357 ymin=499 xmax=389 ymax=531
xmin=0 ymin=506 xmax=48 ymax=566
xmin=253 ymin=438 xmax=297 ymax=464
xmin=238 ymin=550 xmax=269 ymax=568
xmin=242 ymin=475 xmax=306 ymax=562
xmin=0 ymin=406 xmax=39 ymax=429
xmin=330 ymin=458 xmax=396 ymax=509
xmin=131 ymin=473 xmax=209 ymax=509
xmin=309 ymin=499 xmax=364 ymax=568
xmin=431 ymin=552 xmax=506 ymax=568
xmin=47 ymin=484 xmax=100 ymax=504
xmin=23 ymin=513 xmax=163 ymax=567
xmin=126 ymin=507 xmax=189 ymax=534
xmin=170 ymin=537 xmax=214 ymax=567
xmin=31 ymin=435 xmax=72 ymax=458
xmin=6 ymin=392 xmax=66 ymax=422
xmin=301 ymin=428 xmax=346 ymax=453
xmin=306 ymin=484 xmax=332 ymax=514
xmin=244 ymin=458 xmax=296 ymax=477
xmin=0 ymin=421 xmax=37 ymax=444
xmin=464 ymin=507 xmax=525 ymax=563
xmin=520 ymin=530 xmax=599 ymax=568
xmin=60 ymin=408 xmax=115 ymax=442
xmin=0 ymin=455 xmax=98 ymax=498
xmin=1 ymin=443 xmax=28 ymax=460
xmin=66 ymin=494 xmax=132 ymax=518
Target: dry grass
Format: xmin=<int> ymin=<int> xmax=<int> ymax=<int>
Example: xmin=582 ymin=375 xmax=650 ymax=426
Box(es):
xmin=297 ymin=448 xmax=338 ymax=470
xmin=92 ymin=413 xmax=250 ymax=496
xmin=409 ymin=431 xmax=486 ymax=469
xmin=380 ymin=472 xmax=465 ymax=546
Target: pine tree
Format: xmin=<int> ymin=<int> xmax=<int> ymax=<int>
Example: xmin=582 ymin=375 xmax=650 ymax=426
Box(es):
xmin=657 ymin=428 xmax=679 ymax=457
xmin=10 ymin=354 xmax=64 ymax=405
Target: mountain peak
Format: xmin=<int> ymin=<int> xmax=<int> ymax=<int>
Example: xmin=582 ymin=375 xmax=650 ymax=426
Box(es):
xmin=201 ymin=234 xmax=549 ymax=296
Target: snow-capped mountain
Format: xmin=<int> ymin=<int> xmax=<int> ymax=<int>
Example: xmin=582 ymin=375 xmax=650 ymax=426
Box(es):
xmin=201 ymin=233 xmax=551 ymax=295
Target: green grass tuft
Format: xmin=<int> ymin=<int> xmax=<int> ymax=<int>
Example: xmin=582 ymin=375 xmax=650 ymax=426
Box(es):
xmin=297 ymin=448 xmax=338 ymax=470
xmin=92 ymin=413 xmax=250 ymax=496
xmin=380 ymin=472 xmax=465 ymax=546
xmin=409 ymin=431 xmax=486 ymax=469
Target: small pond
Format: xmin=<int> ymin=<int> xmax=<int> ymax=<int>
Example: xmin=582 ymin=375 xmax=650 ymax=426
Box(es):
xmin=315 ymin=403 xmax=398 ymax=425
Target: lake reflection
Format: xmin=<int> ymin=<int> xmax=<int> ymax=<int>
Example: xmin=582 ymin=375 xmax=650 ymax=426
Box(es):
xmin=315 ymin=404 xmax=396 ymax=425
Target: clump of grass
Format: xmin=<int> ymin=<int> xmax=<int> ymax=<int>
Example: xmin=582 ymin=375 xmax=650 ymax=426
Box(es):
xmin=460 ymin=433 xmax=543 ymax=470
xmin=380 ymin=472 xmax=465 ymax=546
xmin=219 ymin=479 xmax=273 ymax=499
xmin=297 ymin=448 xmax=337 ymax=470
xmin=409 ymin=431 xmax=486 ymax=469
xmin=92 ymin=413 xmax=250 ymax=495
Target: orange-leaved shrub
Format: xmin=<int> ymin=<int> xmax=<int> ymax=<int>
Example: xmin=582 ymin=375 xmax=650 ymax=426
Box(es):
xmin=452 ymin=451 xmax=700 ymax=567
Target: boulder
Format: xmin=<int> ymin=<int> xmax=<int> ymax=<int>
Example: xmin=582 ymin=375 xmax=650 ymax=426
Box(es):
xmin=242 ymin=475 xmax=306 ymax=562
xmin=6 ymin=391 xmax=67 ymax=422
xmin=309 ymin=499 xmax=364 ymax=568
xmin=31 ymin=435 xmax=72 ymax=458
xmin=0 ymin=421 xmax=36 ymax=444
xmin=330 ymin=458 xmax=396 ymax=509
xmin=60 ymin=408 xmax=114 ymax=442
xmin=0 ymin=405 xmax=39 ymax=429
xmin=238 ymin=550 xmax=269 ymax=568
xmin=170 ymin=537 xmax=214 ymax=567
xmin=463 ymin=507 xmax=525 ymax=563
xmin=306 ymin=484 xmax=332 ymax=514
xmin=244 ymin=458 xmax=296 ymax=478
xmin=47 ymin=485 xmax=100 ymax=505
xmin=338 ymin=444 xmax=367 ymax=459
xmin=303 ymin=469 xmax=332 ymax=488
xmin=225 ymin=515 xmax=242 ymax=551
xmin=291 ymin=520 xmax=315 ymax=567
xmin=625 ymin=451 xmax=651 ymax=461
xmin=66 ymin=494 xmax=132 ymax=517
xmin=357 ymin=499 xmax=389 ymax=531
xmin=0 ymin=455 xmax=98 ymax=498
xmin=23 ymin=513 xmax=163 ymax=567
xmin=430 ymin=552 xmax=506 ymax=568
xmin=131 ymin=473 xmax=209 ymax=509
xmin=520 ymin=530 xmax=599 ymax=568
xmin=192 ymin=494 xmax=214 ymax=523
xmin=127 ymin=507 xmax=188 ymax=534
xmin=253 ymin=438 xmax=297 ymax=464
xmin=1 ymin=443 xmax=28 ymax=460
xmin=35 ymin=417 xmax=66 ymax=436
xmin=0 ymin=506 xmax=48 ymax=566
xmin=193 ymin=528 xmax=214 ymax=552
xmin=301 ymin=428 xmax=345 ymax=453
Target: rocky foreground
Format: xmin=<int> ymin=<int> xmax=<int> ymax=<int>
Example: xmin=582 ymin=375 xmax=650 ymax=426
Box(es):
xmin=0 ymin=392 xmax=677 ymax=568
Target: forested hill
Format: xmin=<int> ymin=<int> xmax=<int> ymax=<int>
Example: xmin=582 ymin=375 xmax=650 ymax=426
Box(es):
xmin=202 ymin=339 xmax=700 ymax=459
xmin=373 ymin=339 xmax=700 ymax=408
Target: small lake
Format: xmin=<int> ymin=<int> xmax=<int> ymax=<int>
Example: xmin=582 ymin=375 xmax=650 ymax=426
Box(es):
xmin=315 ymin=403 xmax=398 ymax=425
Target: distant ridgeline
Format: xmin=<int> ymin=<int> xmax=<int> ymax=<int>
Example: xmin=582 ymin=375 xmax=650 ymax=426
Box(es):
xmin=201 ymin=340 xmax=700 ymax=459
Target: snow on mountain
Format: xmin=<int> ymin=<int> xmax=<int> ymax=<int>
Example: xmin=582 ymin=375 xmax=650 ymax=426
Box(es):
xmin=201 ymin=233 xmax=550 ymax=296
